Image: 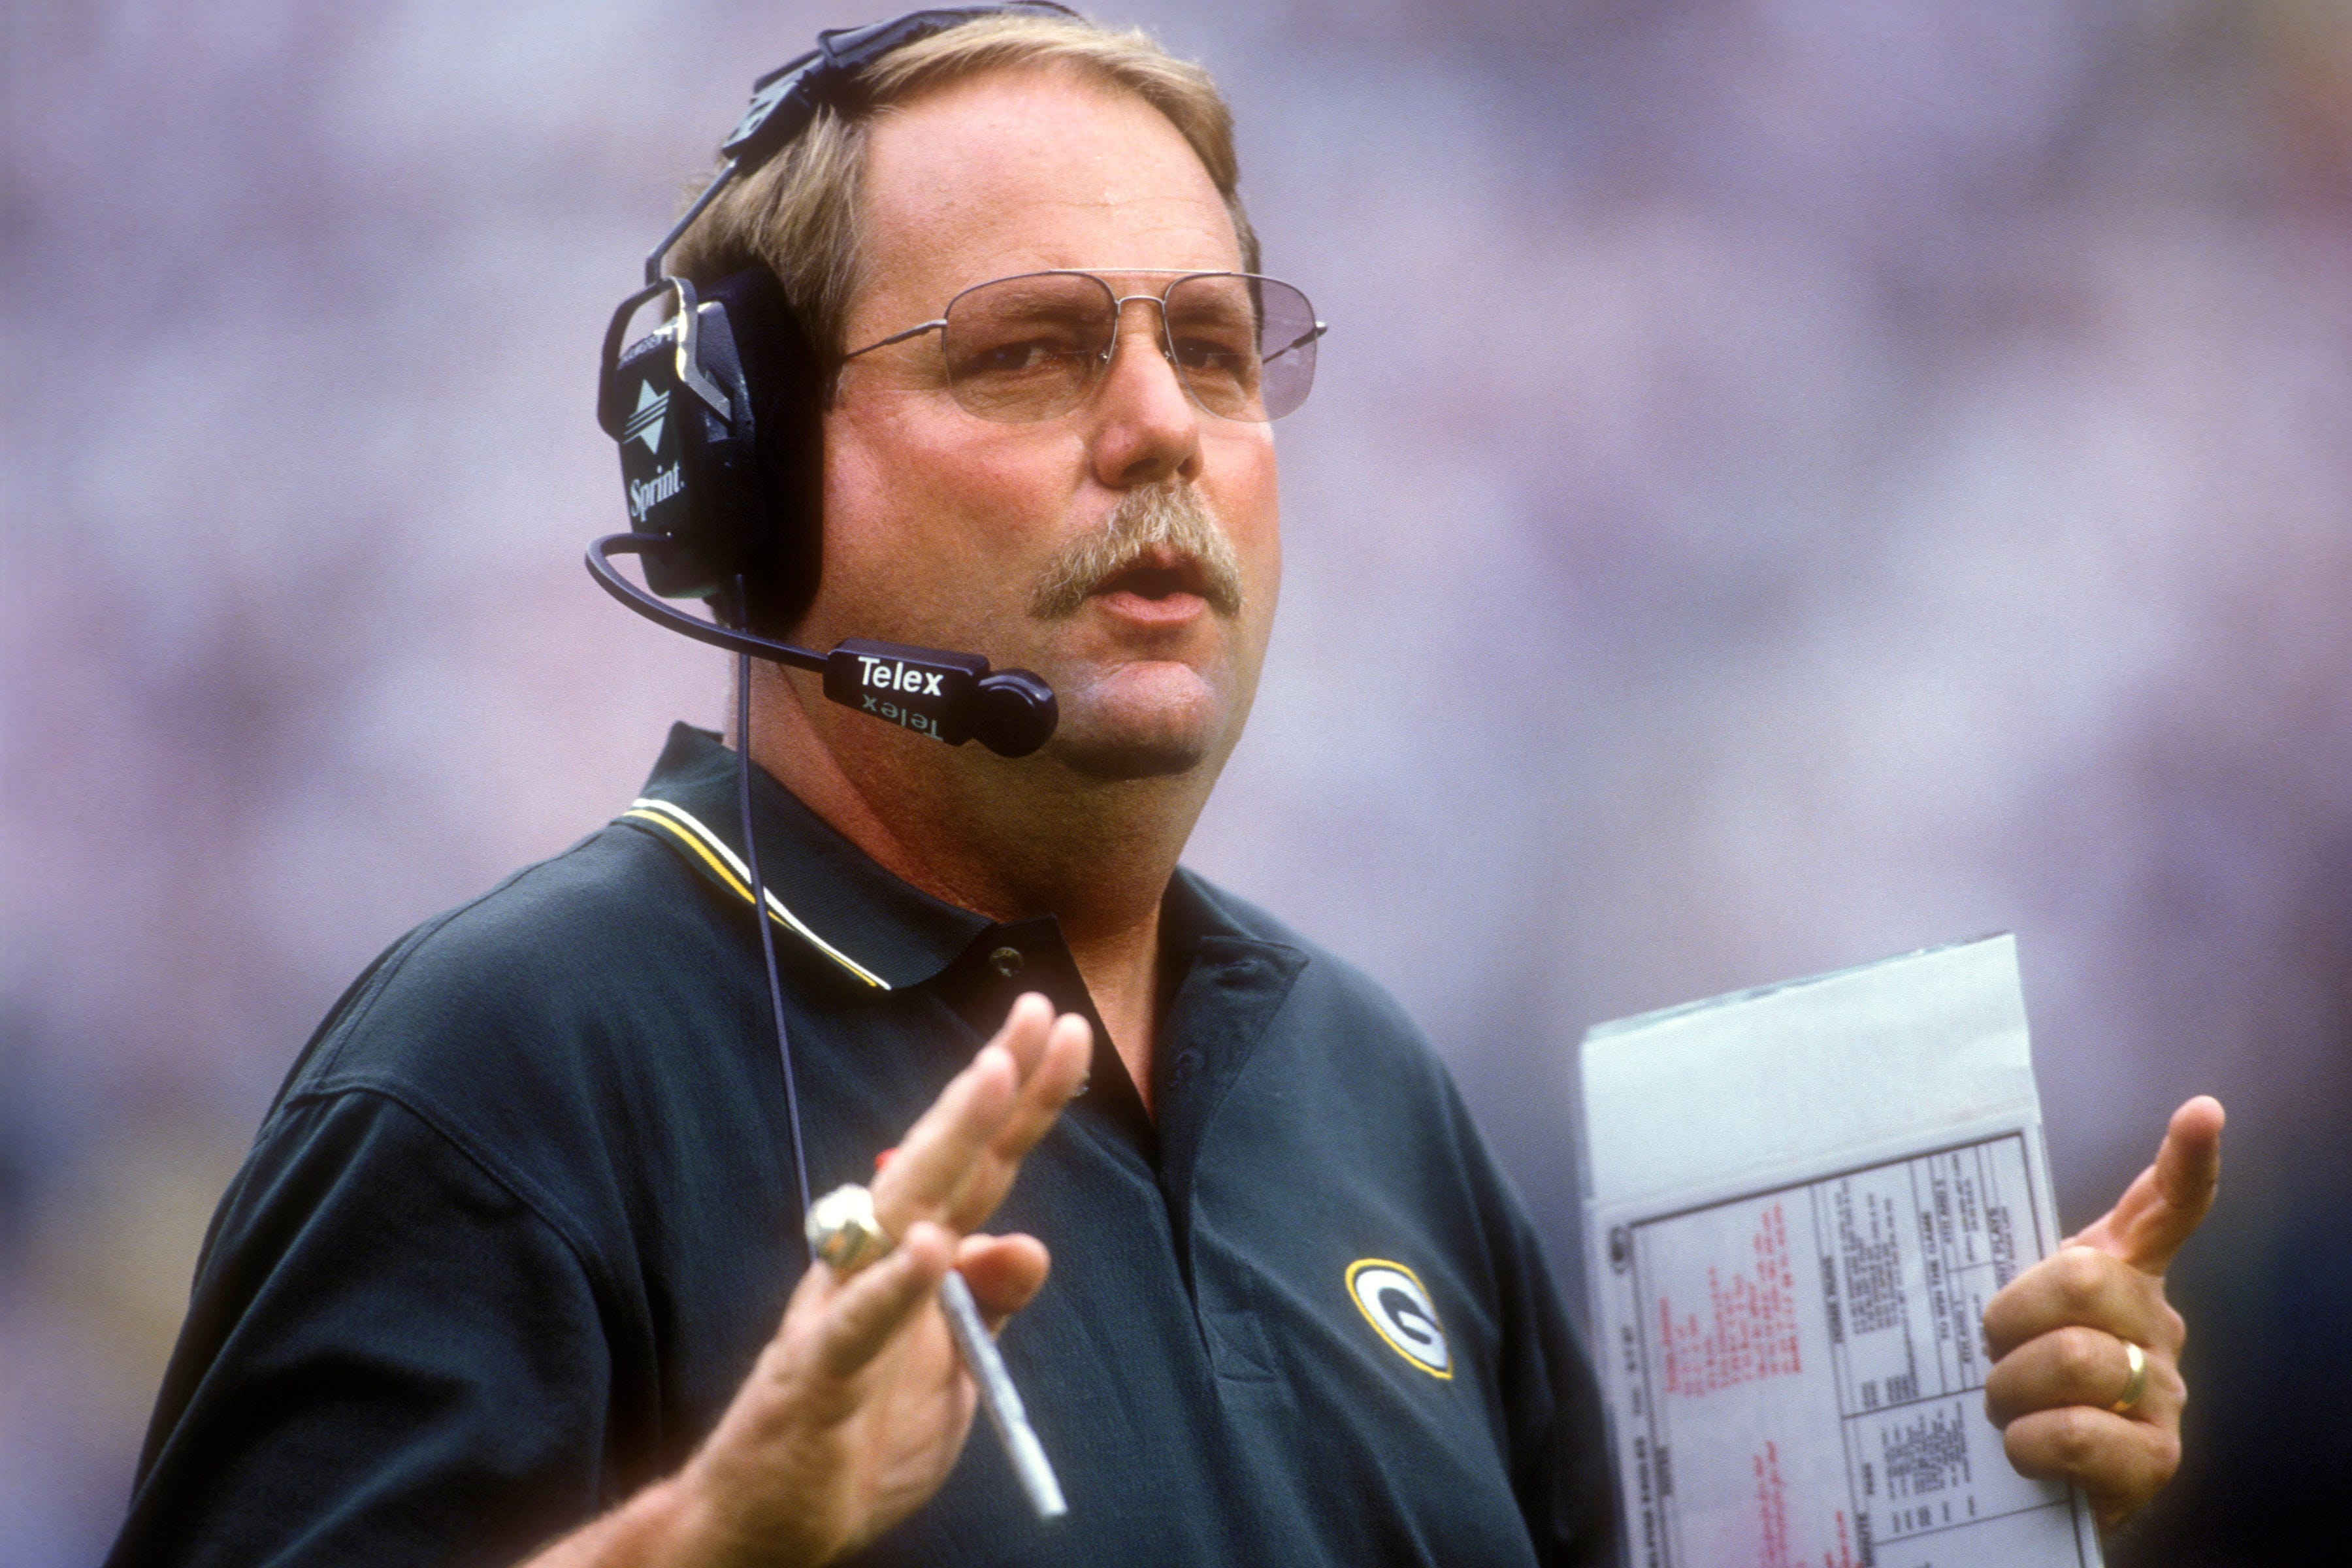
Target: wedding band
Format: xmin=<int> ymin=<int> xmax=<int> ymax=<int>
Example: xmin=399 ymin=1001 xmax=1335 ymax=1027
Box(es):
xmin=807 ymin=1183 xmax=894 ymax=1274
xmin=2110 ymin=1340 xmax=2148 ymax=1414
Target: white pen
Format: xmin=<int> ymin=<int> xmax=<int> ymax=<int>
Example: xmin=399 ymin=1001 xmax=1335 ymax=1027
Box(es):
xmin=807 ymin=1183 xmax=1068 ymax=1520
xmin=938 ymin=1267 xmax=1068 ymax=1519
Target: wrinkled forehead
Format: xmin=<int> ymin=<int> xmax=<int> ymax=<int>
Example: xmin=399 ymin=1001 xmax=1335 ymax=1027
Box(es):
xmin=847 ymin=69 xmax=1244 ymax=333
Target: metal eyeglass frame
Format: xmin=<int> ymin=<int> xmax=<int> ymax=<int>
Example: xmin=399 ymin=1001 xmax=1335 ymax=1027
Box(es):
xmin=837 ymin=269 xmax=1329 ymax=421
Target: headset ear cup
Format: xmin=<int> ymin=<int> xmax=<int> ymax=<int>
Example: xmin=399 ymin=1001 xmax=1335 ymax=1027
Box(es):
xmin=614 ymin=319 xmax=727 ymax=600
xmin=687 ymin=302 xmax=760 ymax=591
xmin=704 ymin=267 xmax=824 ymax=634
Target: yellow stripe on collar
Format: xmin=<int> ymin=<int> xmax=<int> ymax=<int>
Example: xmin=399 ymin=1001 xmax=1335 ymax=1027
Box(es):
xmin=621 ymin=798 xmax=890 ymax=990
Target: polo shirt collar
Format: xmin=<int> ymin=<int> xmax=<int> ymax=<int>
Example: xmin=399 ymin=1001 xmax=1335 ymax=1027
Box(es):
xmin=621 ymin=723 xmax=994 ymax=991
xmin=618 ymin=724 xmax=1310 ymax=1169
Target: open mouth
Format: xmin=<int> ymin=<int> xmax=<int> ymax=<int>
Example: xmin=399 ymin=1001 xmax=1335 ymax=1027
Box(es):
xmin=1092 ymin=548 xmax=1209 ymax=604
xmin=1031 ymin=487 xmax=1245 ymax=621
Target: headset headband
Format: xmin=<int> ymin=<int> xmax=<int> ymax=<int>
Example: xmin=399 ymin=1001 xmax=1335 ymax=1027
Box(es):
xmin=598 ymin=2 xmax=1077 ymax=439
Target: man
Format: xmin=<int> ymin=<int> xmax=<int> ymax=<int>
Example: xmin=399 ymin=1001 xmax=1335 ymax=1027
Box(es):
xmin=111 ymin=11 xmax=2219 ymax=1567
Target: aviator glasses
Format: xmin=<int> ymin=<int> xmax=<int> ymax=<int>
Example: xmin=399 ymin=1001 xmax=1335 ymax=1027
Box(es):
xmin=840 ymin=270 xmax=1326 ymax=423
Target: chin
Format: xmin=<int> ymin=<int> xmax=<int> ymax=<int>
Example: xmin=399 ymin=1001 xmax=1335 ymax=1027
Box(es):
xmin=1047 ymin=663 xmax=1230 ymax=781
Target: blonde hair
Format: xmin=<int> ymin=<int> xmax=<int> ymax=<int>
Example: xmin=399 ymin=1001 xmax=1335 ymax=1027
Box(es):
xmin=663 ymin=12 xmax=1260 ymax=362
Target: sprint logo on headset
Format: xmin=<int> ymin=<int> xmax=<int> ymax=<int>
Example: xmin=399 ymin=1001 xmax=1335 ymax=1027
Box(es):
xmin=1346 ymin=1259 xmax=1451 ymax=1379
xmin=628 ymin=462 xmax=683 ymax=523
xmin=624 ymin=379 xmax=670 ymax=454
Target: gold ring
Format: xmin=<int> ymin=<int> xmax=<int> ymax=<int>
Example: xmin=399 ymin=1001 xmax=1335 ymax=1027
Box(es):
xmin=807 ymin=1183 xmax=894 ymax=1275
xmin=2110 ymin=1339 xmax=2148 ymax=1414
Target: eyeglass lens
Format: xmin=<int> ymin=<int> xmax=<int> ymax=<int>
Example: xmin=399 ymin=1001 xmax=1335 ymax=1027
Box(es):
xmin=938 ymin=272 xmax=1319 ymax=423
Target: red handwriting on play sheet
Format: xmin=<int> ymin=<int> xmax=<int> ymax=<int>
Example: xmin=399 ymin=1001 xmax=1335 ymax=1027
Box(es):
xmin=1658 ymin=1201 xmax=1803 ymax=1397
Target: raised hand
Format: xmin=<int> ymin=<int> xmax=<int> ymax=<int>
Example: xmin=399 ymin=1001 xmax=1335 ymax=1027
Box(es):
xmin=527 ymin=994 xmax=1092 ymax=1568
xmin=1981 ymin=1095 xmax=2225 ymax=1529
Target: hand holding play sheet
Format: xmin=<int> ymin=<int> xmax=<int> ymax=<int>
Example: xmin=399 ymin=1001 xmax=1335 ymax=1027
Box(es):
xmin=1983 ymin=1096 xmax=2223 ymax=1527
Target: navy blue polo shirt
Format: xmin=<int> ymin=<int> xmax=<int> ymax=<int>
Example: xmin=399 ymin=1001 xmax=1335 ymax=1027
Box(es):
xmin=110 ymin=725 xmax=1612 ymax=1567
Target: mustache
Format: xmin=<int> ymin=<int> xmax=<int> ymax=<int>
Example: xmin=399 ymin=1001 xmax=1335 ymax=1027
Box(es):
xmin=1029 ymin=483 xmax=1246 ymax=621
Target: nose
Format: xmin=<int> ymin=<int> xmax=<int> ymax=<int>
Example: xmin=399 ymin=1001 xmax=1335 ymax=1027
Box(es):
xmin=1085 ymin=295 xmax=1202 ymax=490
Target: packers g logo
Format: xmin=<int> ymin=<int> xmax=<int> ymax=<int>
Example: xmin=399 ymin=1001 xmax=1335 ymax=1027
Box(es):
xmin=1345 ymin=1259 xmax=1452 ymax=1379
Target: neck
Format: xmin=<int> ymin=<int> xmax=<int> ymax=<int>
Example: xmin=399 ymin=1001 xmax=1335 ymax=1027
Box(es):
xmin=740 ymin=661 xmax=1219 ymax=1113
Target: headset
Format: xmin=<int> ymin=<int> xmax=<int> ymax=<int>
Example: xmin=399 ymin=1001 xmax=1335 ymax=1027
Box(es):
xmin=585 ymin=4 xmax=1083 ymax=1282
xmin=586 ymin=3 xmax=1076 ymax=762
xmin=582 ymin=15 xmax=1205 ymax=1520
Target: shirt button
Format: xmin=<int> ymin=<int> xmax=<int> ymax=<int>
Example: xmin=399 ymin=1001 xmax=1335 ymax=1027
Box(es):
xmin=988 ymin=945 xmax=1024 ymax=979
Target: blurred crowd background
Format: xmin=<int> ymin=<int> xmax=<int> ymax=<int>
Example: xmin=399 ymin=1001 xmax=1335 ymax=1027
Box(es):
xmin=4 ymin=1 xmax=2347 ymax=1561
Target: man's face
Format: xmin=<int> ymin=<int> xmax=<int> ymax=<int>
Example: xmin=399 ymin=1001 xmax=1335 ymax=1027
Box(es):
xmin=805 ymin=68 xmax=1281 ymax=782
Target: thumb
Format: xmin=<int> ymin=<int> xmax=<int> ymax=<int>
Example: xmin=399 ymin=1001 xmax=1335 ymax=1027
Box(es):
xmin=2072 ymin=1095 xmax=2225 ymax=1275
xmin=954 ymin=1232 xmax=1052 ymax=1330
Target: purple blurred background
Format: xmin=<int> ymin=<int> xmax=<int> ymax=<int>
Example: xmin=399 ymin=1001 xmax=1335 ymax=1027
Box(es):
xmin=4 ymin=1 xmax=2347 ymax=1561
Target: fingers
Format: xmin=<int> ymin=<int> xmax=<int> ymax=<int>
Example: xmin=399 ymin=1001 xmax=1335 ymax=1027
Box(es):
xmin=1984 ymin=1324 xmax=2182 ymax=1428
xmin=2001 ymin=1404 xmax=2182 ymax=1529
xmin=980 ymin=1012 xmax=1092 ymax=1181
xmin=987 ymin=986 xmax=1057 ymax=1079
xmin=1984 ymin=1245 xmax=2179 ymax=1360
xmin=954 ymin=1233 xmax=1052 ymax=1328
xmin=2069 ymin=1096 xmax=2225 ymax=1275
xmin=871 ymin=1000 xmax=1043 ymax=1233
xmin=810 ymin=1220 xmax=955 ymax=1380
xmin=874 ymin=996 xmax=1090 ymax=1239
xmin=1982 ymin=1237 xmax=2195 ymax=1531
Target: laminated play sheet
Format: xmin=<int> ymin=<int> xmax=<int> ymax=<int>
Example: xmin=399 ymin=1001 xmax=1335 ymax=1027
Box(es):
xmin=1576 ymin=936 xmax=2100 ymax=1568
